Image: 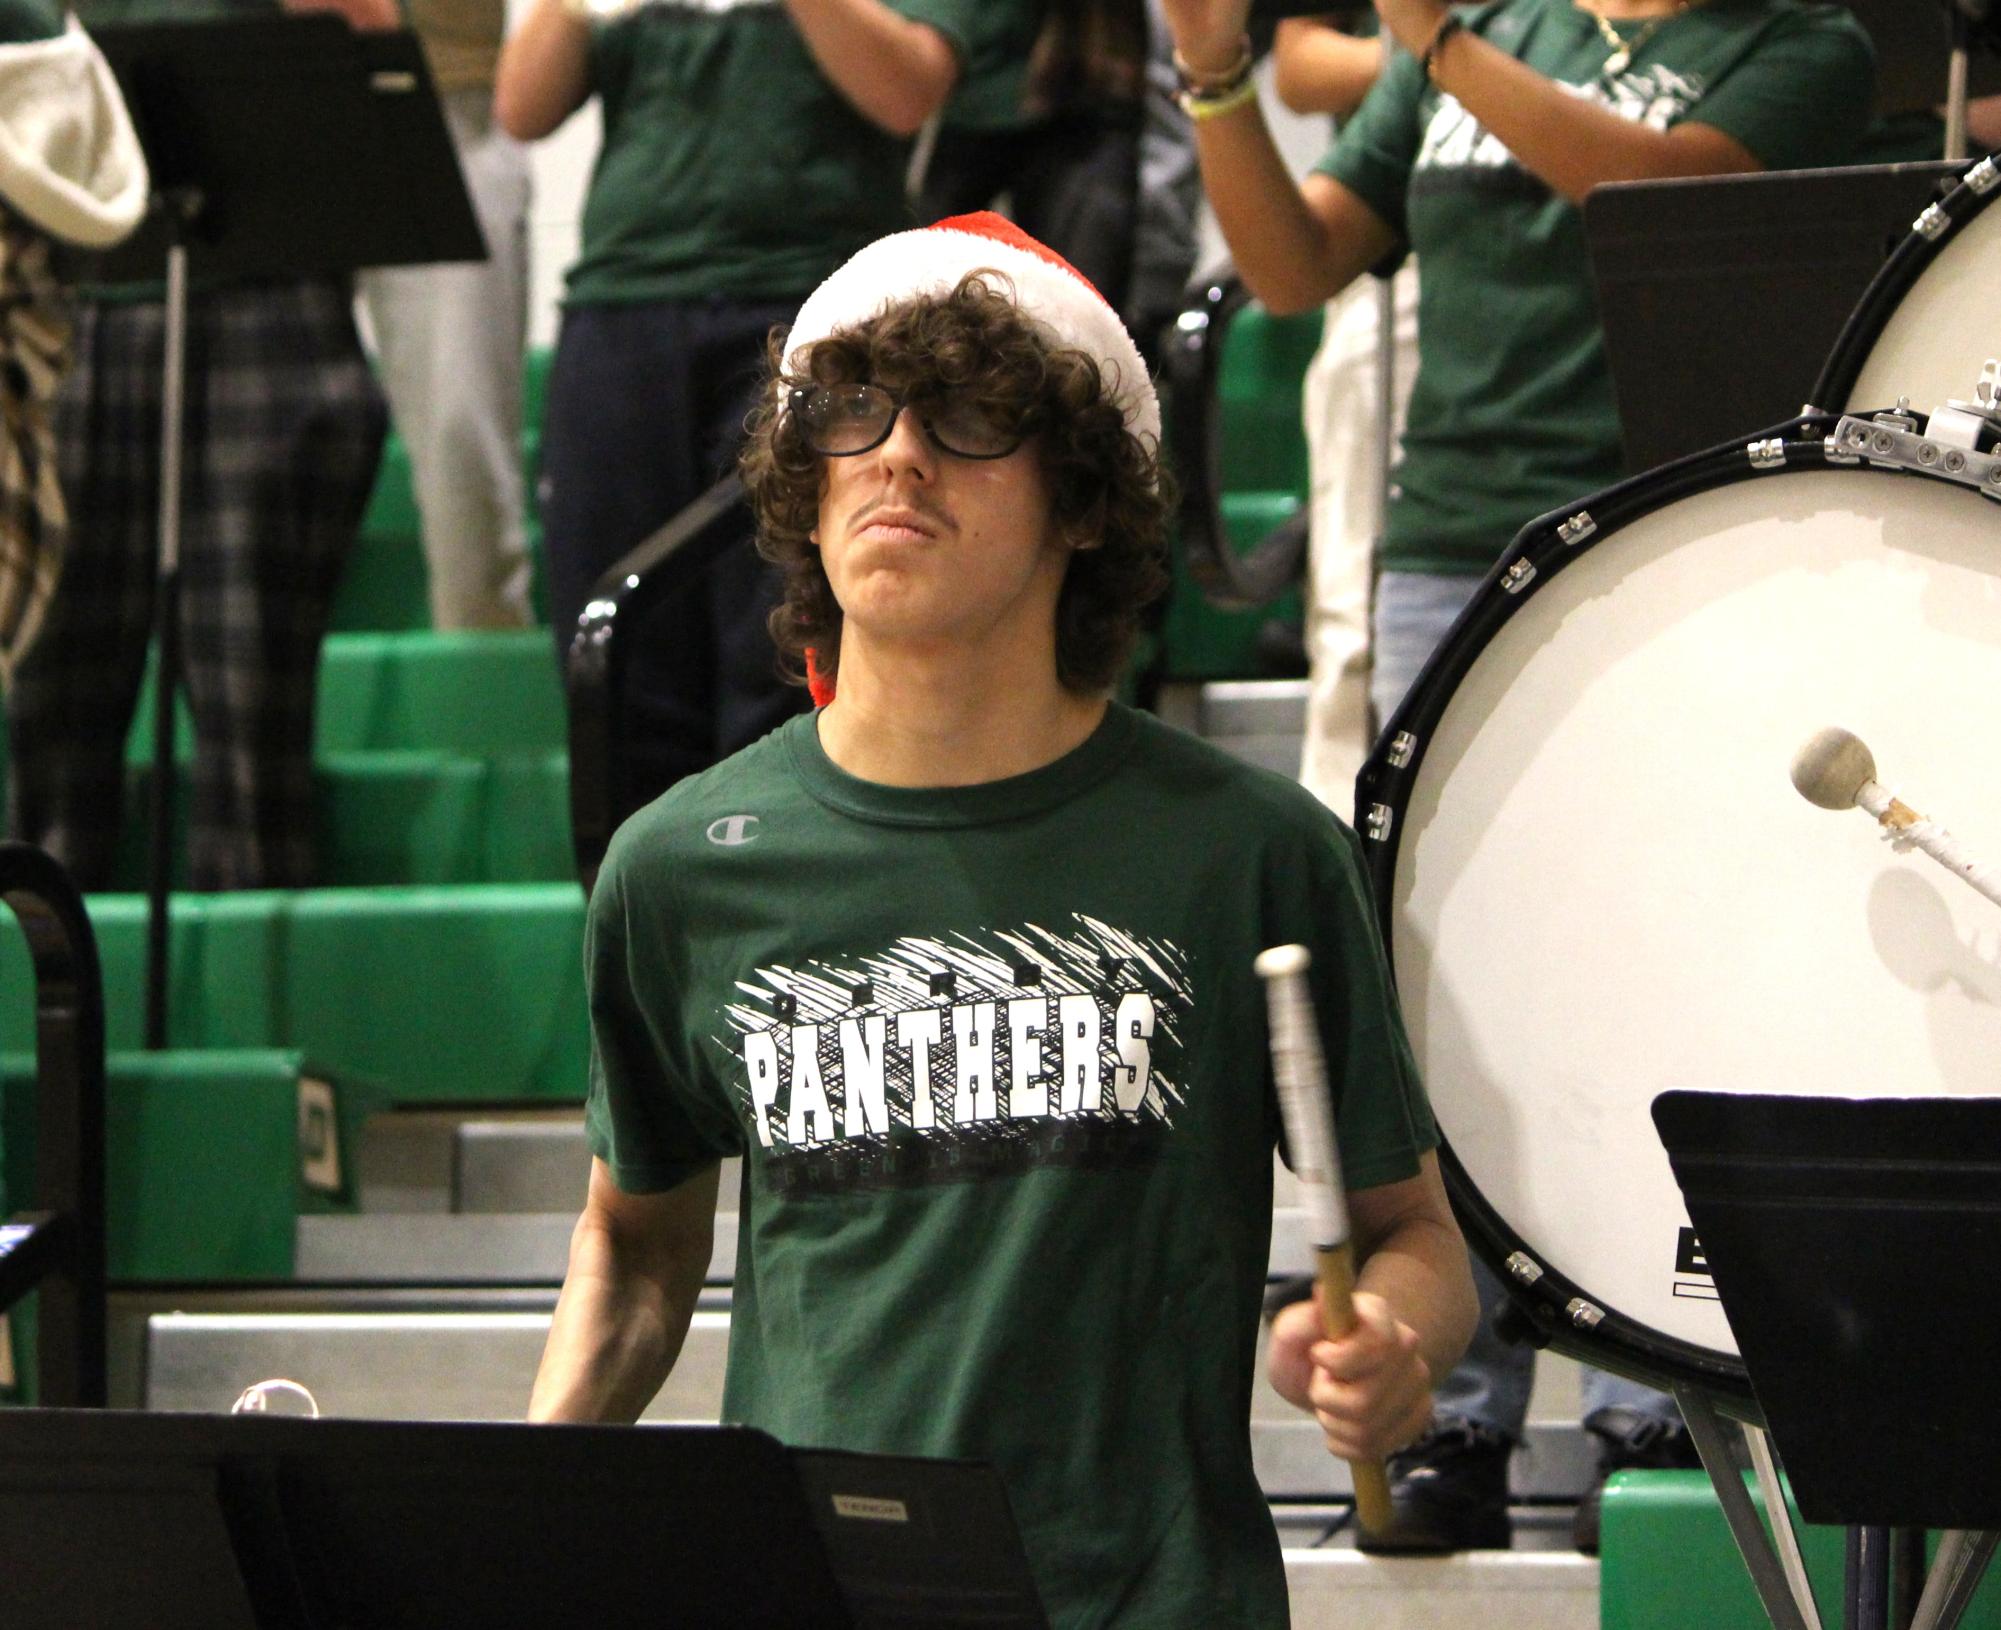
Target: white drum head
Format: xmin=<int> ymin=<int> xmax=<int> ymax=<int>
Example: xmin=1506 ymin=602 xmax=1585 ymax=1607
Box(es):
xmin=1390 ymin=464 xmax=2001 ymax=1367
xmin=1845 ymin=170 xmax=2001 ymax=415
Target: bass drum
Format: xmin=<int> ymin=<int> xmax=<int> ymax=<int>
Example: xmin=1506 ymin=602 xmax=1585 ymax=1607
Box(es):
xmin=1815 ymin=153 xmax=2001 ymax=416
xmin=1355 ymin=416 xmax=2001 ymax=1404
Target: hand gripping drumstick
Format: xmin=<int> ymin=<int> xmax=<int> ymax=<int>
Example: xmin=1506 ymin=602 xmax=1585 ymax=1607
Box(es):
xmin=1791 ymin=727 xmax=2001 ymax=911
xmin=1255 ymin=944 xmax=1396 ymax=1539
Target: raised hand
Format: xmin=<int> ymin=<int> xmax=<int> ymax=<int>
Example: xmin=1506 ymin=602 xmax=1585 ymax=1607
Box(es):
xmin=1158 ymin=0 xmax=1255 ymax=74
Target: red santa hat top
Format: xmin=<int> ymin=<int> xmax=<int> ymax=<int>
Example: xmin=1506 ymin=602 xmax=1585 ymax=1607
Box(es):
xmin=783 ymin=211 xmax=1161 ymax=447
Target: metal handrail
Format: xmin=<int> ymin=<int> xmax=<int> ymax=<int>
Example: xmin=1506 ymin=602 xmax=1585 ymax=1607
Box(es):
xmin=1160 ymin=267 xmax=1310 ymax=614
xmin=564 ymin=474 xmax=754 ymax=892
xmin=0 ymin=841 xmax=107 ymax=1407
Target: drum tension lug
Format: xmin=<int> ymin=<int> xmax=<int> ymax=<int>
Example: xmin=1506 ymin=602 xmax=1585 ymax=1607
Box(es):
xmin=1566 ymin=1297 xmax=1606 ymax=1331
xmin=1970 ymin=155 xmax=2000 ymax=197
xmin=1387 ymin=731 xmax=1418 ymax=770
xmin=1505 ymin=1250 xmax=1543 ymax=1286
xmin=1915 ymin=202 xmax=1951 ymax=242
xmin=1557 ymin=510 xmax=1597 ymax=547
xmin=1501 ymin=558 xmax=1536 ymax=595
xmin=1364 ymin=803 xmax=1395 ymax=842
xmin=1747 ymin=438 xmax=1786 ymax=470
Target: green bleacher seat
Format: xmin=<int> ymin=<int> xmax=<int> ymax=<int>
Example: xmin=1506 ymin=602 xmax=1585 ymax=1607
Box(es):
xmin=0 ymin=887 xmax=588 ymax=1108
xmin=88 ymin=752 xmax=571 ymax=890
xmin=118 ymin=631 xmax=565 ymax=762
xmin=1600 ymin=1469 xmax=2001 ymax=1629
xmin=315 ymin=631 xmax=564 ymax=755
xmin=0 ymin=1050 xmax=387 ymax=1281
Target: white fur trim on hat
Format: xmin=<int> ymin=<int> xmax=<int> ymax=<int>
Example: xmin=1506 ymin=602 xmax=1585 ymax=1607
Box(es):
xmin=0 ymin=19 xmax=148 ymax=249
xmin=784 ymin=212 xmax=1161 ymax=446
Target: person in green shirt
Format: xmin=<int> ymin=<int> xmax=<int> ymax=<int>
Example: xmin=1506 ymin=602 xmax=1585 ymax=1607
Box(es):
xmin=1164 ymin=0 xmax=1874 ymax=1557
xmin=527 ymin=213 xmax=1478 ymax=1629
xmin=496 ymin=0 xmax=981 ymax=818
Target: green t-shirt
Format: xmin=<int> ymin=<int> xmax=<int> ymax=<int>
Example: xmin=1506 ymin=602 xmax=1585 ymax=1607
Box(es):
xmin=586 ymin=703 xmax=1438 ymax=1630
xmin=0 ymin=0 xmax=61 ymax=43
xmin=1318 ymin=0 xmax=1874 ymax=576
xmin=568 ymin=0 xmax=977 ymax=306
xmin=939 ymin=0 xmax=1046 ymax=134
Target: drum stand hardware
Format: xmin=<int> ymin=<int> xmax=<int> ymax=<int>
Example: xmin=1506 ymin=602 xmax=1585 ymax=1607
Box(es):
xmin=1834 ymin=375 xmax=2001 ymax=496
xmin=1677 ymin=1387 xmax=1821 ymax=1630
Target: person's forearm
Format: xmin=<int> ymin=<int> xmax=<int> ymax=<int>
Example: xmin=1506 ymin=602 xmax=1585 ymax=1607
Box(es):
xmin=1272 ymin=22 xmax=1383 ymax=118
xmin=495 ymin=0 xmax=594 ymax=143
xmin=1195 ymin=105 xmax=1385 ymax=314
xmin=281 ymin=0 xmax=403 ymax=29
xmin=1354 ymin=1212 xmax=1478 ymax=1383
xmin=1379 ymin=0 xmax=1754 ymax=203
xmin=783 ymin=0 xmax=957 ymax=137
xmin=528 ymin=1213 xmax=702 ymax=1423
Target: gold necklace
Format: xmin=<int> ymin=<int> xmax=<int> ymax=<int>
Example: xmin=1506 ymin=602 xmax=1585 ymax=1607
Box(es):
xmin=1576 ymin=0 xmax=1690 ymax=76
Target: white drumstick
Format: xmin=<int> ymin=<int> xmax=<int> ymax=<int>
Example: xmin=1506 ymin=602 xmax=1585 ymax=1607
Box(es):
xmin=1255 ymin=943 xmax=1394 ymax=1538
xmin=1791 ymin=727 xmax=2001 ymax=910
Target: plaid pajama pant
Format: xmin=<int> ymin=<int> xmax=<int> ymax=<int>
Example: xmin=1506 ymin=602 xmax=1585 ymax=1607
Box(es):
xmin=4 ymin=278 xmax=386 ymax=891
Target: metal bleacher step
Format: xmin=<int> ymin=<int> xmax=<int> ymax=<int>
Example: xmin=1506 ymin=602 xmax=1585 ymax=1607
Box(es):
xmin=1166 ymin=678 xmax=1311 ymax=779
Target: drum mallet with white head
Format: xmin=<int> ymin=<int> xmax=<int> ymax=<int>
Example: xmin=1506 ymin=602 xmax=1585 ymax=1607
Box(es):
xmin=1255 ymin=943 xmax=1396 ymax=1538
xmin=1791 ymin=726 xmax=2001 ymax=910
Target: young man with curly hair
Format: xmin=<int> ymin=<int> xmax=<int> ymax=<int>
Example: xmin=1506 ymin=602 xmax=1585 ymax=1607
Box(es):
xmin=529 ymin=214 xmax=1475 ymax=1629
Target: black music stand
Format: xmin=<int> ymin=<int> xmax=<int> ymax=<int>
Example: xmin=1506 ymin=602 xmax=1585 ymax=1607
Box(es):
xmin=1583 ymin=162 xmax=1963 ymax=475
xmin=83 ymin=15 xmax=483 ymax=1049
xmin=0 ymin=1410 xmax=1050 ymax=1629
xmin=1652 ymin=1091 xmax=2001 ymax=1630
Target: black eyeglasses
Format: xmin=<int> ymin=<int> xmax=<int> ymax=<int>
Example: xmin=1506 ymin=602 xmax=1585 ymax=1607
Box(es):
xmin=789 ymin=383 xmax=1031 ymax=460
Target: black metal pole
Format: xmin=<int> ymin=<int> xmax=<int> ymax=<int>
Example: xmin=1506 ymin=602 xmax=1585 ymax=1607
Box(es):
xmin=0 ymin=843 xmax=108 ymax=1407
xmin=1848 ymin=1525 xmax=1891 ymax=1630
xmin=1890 ymin=1528 xmax=1925 ymax=1630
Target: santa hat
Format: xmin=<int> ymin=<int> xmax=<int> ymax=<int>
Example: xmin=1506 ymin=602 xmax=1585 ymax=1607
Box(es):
xmin=783 ymin=211 xmax=1160 ymax=446
xmin=0 ymin=20 xmax=147 ymax=250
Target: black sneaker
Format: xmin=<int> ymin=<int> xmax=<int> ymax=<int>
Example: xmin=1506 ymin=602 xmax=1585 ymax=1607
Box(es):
xmin=1572 ymin=1407 xmax=1703 ymax=1555
xmin=1354 ymin=1417 xmax=1514 ymax=1554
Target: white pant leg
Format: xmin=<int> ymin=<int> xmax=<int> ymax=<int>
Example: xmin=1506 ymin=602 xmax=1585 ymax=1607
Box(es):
xmin=358 ymin=84 xmax=533 ymax=630
xmin=1296 ymin=263 xmax=1418 ymax=819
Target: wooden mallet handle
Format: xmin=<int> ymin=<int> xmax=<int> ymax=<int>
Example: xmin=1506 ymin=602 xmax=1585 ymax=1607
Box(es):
xmin=1313 ymin=1242 xmax=1397 ymax=1536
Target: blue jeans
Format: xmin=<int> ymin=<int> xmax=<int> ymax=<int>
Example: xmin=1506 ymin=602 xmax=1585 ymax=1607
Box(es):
xmin=1369 ymin=568 xmax=1482 ymax=727
xmin=1372 ymin=568 xmax=1679 ymax=1440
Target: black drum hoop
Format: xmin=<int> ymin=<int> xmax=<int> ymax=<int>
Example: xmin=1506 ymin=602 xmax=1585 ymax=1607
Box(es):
xmin=1810 ymin=153 xmax=2000 ymax=414
xmin=1354 ymin=409 xmax=1992 ymax=1406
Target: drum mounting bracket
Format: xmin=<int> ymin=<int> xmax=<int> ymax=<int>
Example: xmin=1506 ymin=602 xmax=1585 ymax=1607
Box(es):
xmin=1834 ymin=411 xmax=2001 ymax=498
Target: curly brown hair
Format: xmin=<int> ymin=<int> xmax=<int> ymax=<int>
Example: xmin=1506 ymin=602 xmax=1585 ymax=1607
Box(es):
xmin=740 ymin=271 xmax=1173 ymax=695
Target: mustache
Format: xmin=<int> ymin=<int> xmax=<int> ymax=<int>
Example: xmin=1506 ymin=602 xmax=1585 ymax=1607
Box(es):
xmin=850 ymin=493 xmax=954 ymax=534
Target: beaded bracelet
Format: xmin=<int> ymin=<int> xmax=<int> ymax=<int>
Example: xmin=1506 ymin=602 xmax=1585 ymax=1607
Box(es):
xmin=1421 ymin=12 xmax=1466 ymax=81
xmin=1172 ymin=35 xmax=1252 ymax=96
